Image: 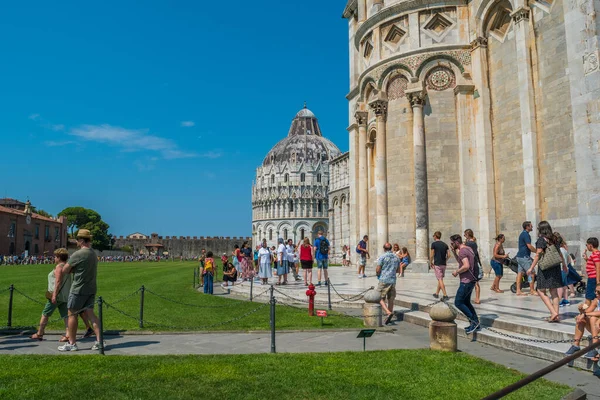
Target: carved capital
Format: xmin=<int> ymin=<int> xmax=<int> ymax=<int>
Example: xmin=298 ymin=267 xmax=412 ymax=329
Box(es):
xmin=511 ymin=7 xmax=530 ymax=24
xmin=366 ymin=141 xmax=375 ymax=149
xmin=454 ymin=84 xmax=475 ymax=95
xmin=470 ymin=37 xmax=488 ymax=50
xmin=354 ymin=111 xmax=368 ymax=126
xmin=369 ymin=99 xmax=388 ymax=116
xmin=406 ymin=90 xmax=427 ymax=108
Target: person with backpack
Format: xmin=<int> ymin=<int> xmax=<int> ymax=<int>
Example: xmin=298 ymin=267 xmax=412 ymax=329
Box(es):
xmin=356 ymin=235 xmax=369 ymax=278
xmin=450 ymin=234 xmax=481 ymax=334
xmin=464 ymin=229 xmax=483 ymax=304
xmin=314 ymin=230 xmax=330 ymax=286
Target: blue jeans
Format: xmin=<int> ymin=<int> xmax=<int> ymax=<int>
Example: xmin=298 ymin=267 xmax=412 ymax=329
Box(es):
xmin=455 ymin=281 xmax=478 ymax=325
xmin=203 ymin=272 xmax=214 ymax=294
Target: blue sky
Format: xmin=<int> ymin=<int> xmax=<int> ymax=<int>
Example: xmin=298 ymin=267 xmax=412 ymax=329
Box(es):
xmin=0 ymin=0 xmax=350 ymax=237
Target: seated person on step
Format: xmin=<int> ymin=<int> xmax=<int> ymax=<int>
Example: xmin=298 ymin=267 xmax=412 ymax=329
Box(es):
xmin=565 ymin=288 xmax=600 ymax=362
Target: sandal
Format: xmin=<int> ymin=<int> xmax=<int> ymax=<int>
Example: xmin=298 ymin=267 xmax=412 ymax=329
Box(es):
xmin=29 ymin=333 xmax=43 ymax=341
xmin=59 ymin=335 xmax=69 ymax=343
xmin=545 ymin=316 xmax=560 ymax=323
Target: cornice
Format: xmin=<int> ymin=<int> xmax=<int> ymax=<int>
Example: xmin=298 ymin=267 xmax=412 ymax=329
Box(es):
xmin=354 ymin=0 xmax=467 ymax=50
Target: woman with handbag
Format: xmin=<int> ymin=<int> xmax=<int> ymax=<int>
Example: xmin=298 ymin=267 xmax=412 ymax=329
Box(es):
xmin=30 ymin=248 xmax=73 ymax=341
xmin=527 ymin=221 xmax=567 ymax=322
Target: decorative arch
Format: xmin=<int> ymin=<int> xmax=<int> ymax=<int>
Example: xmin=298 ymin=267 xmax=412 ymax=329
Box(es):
xmin=378 ymin=64 xmax=413 ymax=90
xmin=415 ymin=54 xmax=466 ymax=80
xmin=359 ymin=78 xmax=377 ymax=102
xmin=475 ymin=0 xmax=517 ymax=37
xmin=482 ymin=0 xmax=513 ymax=42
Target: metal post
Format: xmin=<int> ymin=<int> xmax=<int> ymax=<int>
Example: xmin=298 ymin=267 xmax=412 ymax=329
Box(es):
xmin=7 ymin=284 xmax=14 ymax=327
xmin=250 ymin=277 xmax=254 ymax=302
xmin=193 ymin=268 xmax=197 ymax=288
xmin=327 ymin=278 xmax=332 ymax=310
xmin=139 ymin=285 xmax=145 ymax=329
xmin=363 ymin=336 xmax=366 ymax=352
xmin=97 ymin=297 xmax=105 ymax=355
xmin=270 ymin=285 xmax=276 ymax=354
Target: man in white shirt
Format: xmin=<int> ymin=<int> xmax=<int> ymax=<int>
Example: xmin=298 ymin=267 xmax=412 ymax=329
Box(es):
xmin=276 ymin=238 xmax=288 ymax=285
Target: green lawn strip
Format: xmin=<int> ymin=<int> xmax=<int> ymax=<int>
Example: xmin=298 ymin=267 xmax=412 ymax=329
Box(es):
xmin=0 ymin=351 xmax=571 ymax=400
xmin=0 ymin=262 xmax=361 ymax=331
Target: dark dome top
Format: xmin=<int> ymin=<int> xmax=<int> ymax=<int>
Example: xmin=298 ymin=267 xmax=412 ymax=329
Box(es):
xmin=262 ymin=105 xmax=341 ymax=167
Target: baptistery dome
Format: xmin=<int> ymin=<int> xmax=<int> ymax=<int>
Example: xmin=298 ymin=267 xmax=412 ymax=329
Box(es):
xmin=252 ymin=105 xmax=342 ymax=248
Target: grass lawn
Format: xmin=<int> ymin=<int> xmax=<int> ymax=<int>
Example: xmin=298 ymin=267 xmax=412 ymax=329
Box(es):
xmin=0 ymin=262 xmax=362 ymax=331
xmin=0 ymin=350 xmax=571 ymax=399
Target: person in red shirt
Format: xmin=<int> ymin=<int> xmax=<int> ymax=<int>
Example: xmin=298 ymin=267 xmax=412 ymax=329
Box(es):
xmin=583 ymin=237 xmax=600 ymax=307
xmin=298 ymin=237 xmax=314 ymax=286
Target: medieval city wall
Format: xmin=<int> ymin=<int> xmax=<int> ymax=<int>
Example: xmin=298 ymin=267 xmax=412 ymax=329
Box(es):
xmin=113 ymin=235 xmax=252 ymax=258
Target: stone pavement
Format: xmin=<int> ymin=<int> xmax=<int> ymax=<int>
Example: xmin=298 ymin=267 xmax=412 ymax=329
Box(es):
xmin=1 ymin=320 xmax=598 ymax=399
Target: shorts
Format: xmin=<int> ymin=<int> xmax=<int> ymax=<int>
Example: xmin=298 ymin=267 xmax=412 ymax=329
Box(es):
xmin=67 ymin=293 xmax=95 ymax=314
xmin=42 ymin=300 xmax=69 ymax=319
xmin=301 ymin=260 xmax=313 ymax=269
xmin=586 ymin=277 xmax=597 ymax=301
xmin=359 ymin=254 xmax=367 ymax=267
xmin=378 ymin=282 xmax=396 ymax=302
xmin=516 ymin=257 xmax=532 ymax=275
xmin=317 ymin=259 xmax=328 ymax=269
xmin=433 ymin=265 xmax=446 ymax=280
xmin=490 ymin=260 xmax=504 ymax=277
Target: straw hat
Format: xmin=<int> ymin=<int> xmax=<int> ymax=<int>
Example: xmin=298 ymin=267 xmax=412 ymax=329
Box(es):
xmin=77 ymin=229 xmax=92 ymax=239
xmin=54 ymin=248 xmax=69 ymax=256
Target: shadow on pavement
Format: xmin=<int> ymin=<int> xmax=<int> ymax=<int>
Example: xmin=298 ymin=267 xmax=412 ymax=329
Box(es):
xmin=107 ymin=340 xmax=160 ymax=350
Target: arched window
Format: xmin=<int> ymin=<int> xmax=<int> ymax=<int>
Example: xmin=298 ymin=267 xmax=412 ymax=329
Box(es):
xmin=284 ymin=173 xmax=289 ymax=182
xmin=271 ymin=175 xmax=275 ymax=184
xmin=300 ymin=173 xmax=306 ymax=182
xmin=269 ymin=229 xmax=273 ymax=240
xmin=300 ymin=228 xmax=305 ymax=240
xmin=317 ymin=173 xmax=322 ymax=183
xmin=289 ymin=200 xmax=294 ymax=212
xmin=318 ymin=201 xmax=323 ymax=213
xmin=284 ymin=229 xmax=288 ymax=240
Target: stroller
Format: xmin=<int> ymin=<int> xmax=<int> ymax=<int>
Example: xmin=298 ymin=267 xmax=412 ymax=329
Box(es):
xmin=564 ymin=262 xmax=587 ymax=295
xmin=505 ymin=257 xmax=532 ymax=294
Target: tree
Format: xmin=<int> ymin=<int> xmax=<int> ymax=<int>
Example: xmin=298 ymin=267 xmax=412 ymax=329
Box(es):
xmin=59 ymin=206 xmax=112 ymax=251
xmin=121 ymin=245 xmax=133 ymax=254
xmin=33 ymin=208 xmax=53 ymax=218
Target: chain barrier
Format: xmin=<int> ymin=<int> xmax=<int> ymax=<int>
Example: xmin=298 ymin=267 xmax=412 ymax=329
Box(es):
xmin=109 ymin=288 xmax=142 ymax=306
xmin=13 ymin=287 xmax=45 ymax=306
xmin=329 ymin=282 xmax=373 ymax=302
xmin=0 ymin=303 xmax=96 ymax=332
xmin=145 ymin=288 xmax=239 ymax=309
xmin=104 ymin=300 xmax=269 ymax=331
xmin=275 ymin=299 xmax=382 ymax=319
xmin=0 ymin=287 xmax=11 ymax=295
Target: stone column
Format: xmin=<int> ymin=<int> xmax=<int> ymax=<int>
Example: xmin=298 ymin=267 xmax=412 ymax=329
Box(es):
xmin=407 ymin=89 xmax=429 ymax=272
xmin=469 ymin=37 xmax=497 ymax=266
xmin=355 ymin=111 xmax=369 ymax=241
xmin=511 ymin=6 xmax=541 ymax=229
xmin=369 ymin=99 xmax=388 ymax=251
xmin=348 ymin=123 xmax=359 ymax=263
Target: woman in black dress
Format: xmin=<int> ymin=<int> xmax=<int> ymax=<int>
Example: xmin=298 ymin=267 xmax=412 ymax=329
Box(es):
xmin=527 ymin=221 xmax=567 ymax=322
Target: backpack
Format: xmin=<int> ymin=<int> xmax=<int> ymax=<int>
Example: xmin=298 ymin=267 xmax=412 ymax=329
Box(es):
xmin=318 ymin=238 xmax=330 ymax=255
xmin=356 ymin=241 xmax=364 ymax=254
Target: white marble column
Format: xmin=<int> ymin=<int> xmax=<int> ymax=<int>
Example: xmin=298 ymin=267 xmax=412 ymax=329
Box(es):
xmin=369 ymin=99 xmax=388 ymax=250
xmin=407 ymin=89 xmax=429 ymax=271
xmin=511 ymin=6 xmax=541 ymax=228
xmin=355 ymin=111 xmax=369 ymax=240
xmin=348 ymin=123 xmax=359 ymax=262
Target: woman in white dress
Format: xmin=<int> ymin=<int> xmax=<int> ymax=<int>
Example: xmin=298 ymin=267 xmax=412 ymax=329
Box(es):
xmin=258 ymin=241 xmax=273 ymax=285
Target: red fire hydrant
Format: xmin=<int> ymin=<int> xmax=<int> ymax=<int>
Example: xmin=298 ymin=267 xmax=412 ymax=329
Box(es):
xmin=306 ymin=284 xmax=316 ymax=316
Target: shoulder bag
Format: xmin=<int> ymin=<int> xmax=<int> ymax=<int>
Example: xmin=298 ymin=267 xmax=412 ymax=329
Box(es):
xmin=537 ymin=243 xmax=562 ymax=271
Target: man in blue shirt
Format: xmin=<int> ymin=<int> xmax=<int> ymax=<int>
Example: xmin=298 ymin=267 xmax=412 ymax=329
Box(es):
xmin=516 ymin=221 xmax=537 ymax=296
xmin=314 ymin=231 xmax=330 ymax=286
xmin=376 ymin=242 xmax=400 ymax=325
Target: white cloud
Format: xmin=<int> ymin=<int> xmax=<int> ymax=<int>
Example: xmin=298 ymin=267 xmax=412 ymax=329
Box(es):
xmin=29 ymin=113 xmax=40 ymax=120
xmin=69 ymin=124 xmax=197 ymax=159
xmin=50 ymin=124 xmax=65 ymax=132
xmin=44 ymin=140 xmax=75 ymax=147
xmin=199 ymin=150 xmax=223 ymax=159
xmin=180 ymin=121 xmax=195 ymax=127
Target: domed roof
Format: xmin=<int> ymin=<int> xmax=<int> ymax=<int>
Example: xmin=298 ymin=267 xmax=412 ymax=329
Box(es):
xmin=263 ymin=105 xmax=341 ymax=167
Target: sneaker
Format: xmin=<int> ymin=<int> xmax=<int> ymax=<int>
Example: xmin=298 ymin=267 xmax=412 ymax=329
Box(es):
xmin=565 ymin=345 xmax=580 ymax=356
xmin=563 ymin=300 xmax=571 ymax=306
xmin=442 ymin=296 xmax=450 ymax=301
xmin=92 ymin=341 xmax=107 ymax=351
xmin=465 ymin=323 xmax=481 ymax=335
xmin=324 ymin=281 xmax=329 ymax=286
xmin=58 ymin=343 xmax=79 ymax=352
xmin=316 ymin=281 xmax=322 ymax=286
xmin=432 ymin=293 xmax=439 ymax=299
xmin=594 ymin=369 xmax=600 ymax=377
xmin=362 ymin=274 xmax=367 ymax=278
xmin=83 ymin=327 xmax=94 ymax=338
xmin=357 ymin=275 xmax=363 ymax=279
xmin=384 ymin=313 xmax=394 ymax=325
xmin=584 ymin=349 xmax=599 ymax=360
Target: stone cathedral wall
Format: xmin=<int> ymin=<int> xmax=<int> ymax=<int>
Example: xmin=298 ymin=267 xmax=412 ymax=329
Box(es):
xmin=488 ymin=25 xmax=525 ymax=248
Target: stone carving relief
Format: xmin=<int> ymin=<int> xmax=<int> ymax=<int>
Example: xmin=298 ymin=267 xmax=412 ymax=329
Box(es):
xmin=584 ymin=51 xmax=600 ymax=76
xmin=426 ymin=66 xmax=456 ymax=91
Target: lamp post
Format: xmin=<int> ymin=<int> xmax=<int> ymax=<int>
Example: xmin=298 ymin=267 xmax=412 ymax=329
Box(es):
xmin=7 ymin=225 xmax=15 ymax=255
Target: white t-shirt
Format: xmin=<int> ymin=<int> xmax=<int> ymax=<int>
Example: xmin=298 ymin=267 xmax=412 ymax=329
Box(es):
xmin=286 ymin=244 xmax=295 ymax=262
xmin=258 ymin=247 xmax=271 ymax=264
xmin=277 ymin=244 xmax=286 ymax=261
xmin=560 ymin=248 xmax=570 ymax=268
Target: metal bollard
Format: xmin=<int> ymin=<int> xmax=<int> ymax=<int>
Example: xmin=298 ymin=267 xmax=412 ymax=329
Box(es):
xmin=139 ymin=285 xmax=145 ymax=329
xmin=270 ymin=285 xmax=276 ymax=354
xmin=7 ymin=284 xmax=14 ymax=327
xmin=327 ymin=278 xmax=332 ymax=310
xmin=250 ymin=277 xmax=254 ymax=302
xmin=97 ymin=297 xmax=105 ymax=355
